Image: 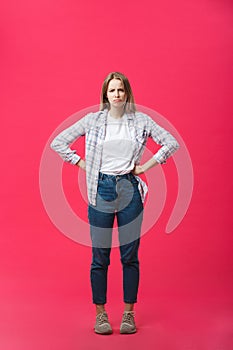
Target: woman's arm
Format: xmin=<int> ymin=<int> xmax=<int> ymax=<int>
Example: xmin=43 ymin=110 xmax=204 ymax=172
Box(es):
xmin=50 ymin=116 xmax=87 ymax=165
xmin=133 ymin=115 xmax=179 ymax=175
xmin=149 ymin=118 xmax=180 ymax=164
xmin=133 ymin=157 xmax=158 ymax=175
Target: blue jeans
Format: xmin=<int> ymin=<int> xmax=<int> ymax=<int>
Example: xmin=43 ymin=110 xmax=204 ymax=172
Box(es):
xmin=88 ymin=172 xmax=144 ymax=305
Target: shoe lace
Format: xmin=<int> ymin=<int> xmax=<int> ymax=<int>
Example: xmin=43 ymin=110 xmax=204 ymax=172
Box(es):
xmin=97 ymin=312 xmax=109 ymax=325
xmin=122 ymin=312 xmax=135 ymax=324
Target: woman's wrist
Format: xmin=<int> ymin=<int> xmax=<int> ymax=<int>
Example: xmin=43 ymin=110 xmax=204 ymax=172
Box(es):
xmin=76 ymin=159 xmax=86 ymax=170
xmin=138 ymin=165 xmax=145 ymax=174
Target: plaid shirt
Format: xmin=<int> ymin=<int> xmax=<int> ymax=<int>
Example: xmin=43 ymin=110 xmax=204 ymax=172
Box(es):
xmin=50 ymin=109 xmax=179 ymax=206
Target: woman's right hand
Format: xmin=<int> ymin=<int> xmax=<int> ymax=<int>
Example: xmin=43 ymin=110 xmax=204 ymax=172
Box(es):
xmin=76 ymin=159 xmax=86 ymax=171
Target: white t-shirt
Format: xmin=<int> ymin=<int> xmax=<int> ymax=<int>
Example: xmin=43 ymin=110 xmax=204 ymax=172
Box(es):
xmin=100 ymin=113 xmax=135 ymax=174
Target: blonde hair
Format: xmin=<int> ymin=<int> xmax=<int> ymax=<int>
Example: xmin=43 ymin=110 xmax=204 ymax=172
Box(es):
xmin=100 ymin=72 xmax=136 ymax=113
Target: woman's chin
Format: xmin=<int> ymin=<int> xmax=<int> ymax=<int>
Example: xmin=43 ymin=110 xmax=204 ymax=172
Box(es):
xmin=111 ymin=102 xmax=125 ymax=108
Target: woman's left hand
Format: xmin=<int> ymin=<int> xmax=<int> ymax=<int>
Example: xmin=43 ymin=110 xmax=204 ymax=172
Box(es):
xmin=132 ymin=165 xmax=144 ymax=175
xmin=132 ymin=158 xmax=159 ymax=175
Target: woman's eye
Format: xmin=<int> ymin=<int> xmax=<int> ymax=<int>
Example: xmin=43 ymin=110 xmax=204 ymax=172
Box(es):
xmin=108 ymin=89 xmax=124 ymax=93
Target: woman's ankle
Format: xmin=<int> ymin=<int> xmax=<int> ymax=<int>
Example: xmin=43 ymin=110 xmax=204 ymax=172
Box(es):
xmin=124 ymin=303 xmax=134 ymax=312
xmin=96 ymin=304 xmax=105 ymax=315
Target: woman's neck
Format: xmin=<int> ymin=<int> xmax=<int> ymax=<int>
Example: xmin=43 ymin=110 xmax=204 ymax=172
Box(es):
xmin=108 ymin=107 xmax=125 ymax=119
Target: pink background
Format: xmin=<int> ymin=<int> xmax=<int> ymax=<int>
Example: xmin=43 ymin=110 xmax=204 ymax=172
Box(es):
xmin=1 ymin=1 xmax=233 ymax=349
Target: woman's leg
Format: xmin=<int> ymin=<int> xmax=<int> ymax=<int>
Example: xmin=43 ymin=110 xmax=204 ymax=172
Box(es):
xmin=119 ymin=238 xmax=141 ymax=305
xmin=88 ymin=175 xmax=117 ymax=309
xmin=117 ymin=206 xmax=142 ymax=333
xmin=116 ymin=175 xmax=144 ymax=306
xmin=88 ymin=205 xmax=115 ymax=307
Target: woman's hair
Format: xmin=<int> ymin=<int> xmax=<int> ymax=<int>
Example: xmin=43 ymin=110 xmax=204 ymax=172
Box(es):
xmin=100 ymin=71 xmax=136 ymax=113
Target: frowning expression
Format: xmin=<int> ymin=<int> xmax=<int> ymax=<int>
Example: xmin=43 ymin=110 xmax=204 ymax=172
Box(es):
xmin=106 ymin=78 xmax=127 ymax=108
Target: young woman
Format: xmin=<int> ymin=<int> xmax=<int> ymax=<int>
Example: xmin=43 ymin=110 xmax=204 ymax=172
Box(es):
xmin=50 ymin=72 xmax=179 ymax=334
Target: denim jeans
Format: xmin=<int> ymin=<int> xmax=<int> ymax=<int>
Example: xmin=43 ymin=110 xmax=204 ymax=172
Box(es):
xmin=88 ymin=172 xmax=144 ymax=305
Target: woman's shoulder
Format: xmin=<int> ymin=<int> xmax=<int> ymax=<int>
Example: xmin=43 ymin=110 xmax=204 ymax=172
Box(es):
xmin=84 ymin=109 xmax=107 ymax=126
xmin=131 ymin=111 xmax=153 ymax=124
xmin=134 ymin=111 xmax=149 ymax=119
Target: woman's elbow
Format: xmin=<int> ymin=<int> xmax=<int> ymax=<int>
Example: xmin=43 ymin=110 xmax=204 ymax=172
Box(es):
xmin=174 ymin=140 xmax=180 ymax=150
xmin=50 ymin=140 xmax=55 ymax=150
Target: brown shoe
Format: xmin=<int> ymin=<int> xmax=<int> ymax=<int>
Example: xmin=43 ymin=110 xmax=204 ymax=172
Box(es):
xmin=94 ymin=312 xmax=113 ymax=335
xmin=120 ymin=311 xmax=137 ymax=334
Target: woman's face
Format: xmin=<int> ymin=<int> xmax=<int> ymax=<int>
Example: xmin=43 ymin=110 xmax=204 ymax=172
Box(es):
xmin=106 ymin=78 xmax=127 ymax=109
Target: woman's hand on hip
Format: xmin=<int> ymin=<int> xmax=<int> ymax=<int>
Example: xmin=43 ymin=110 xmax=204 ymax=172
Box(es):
xmin=76 ymin=159 xmax=86 ymax=171
xmin=132 ymin=158 xmax=159 ymax=175
xmin=132 ymin=165 xmax=144 ymax=175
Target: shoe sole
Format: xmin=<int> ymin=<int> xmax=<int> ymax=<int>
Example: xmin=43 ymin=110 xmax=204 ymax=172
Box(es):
xmin=120 ymin=326 xmax=137 ymax=334
xmin=94 ymin=328 xmax=113 ymax=335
